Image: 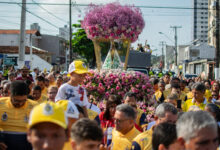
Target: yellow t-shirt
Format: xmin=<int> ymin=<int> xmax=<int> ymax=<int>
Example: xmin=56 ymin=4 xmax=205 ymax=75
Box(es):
xmin=63 ymin=139 xmax=72 ymax=150
xmin=136 ymin=109 xmax=147 ymax=129
xmin=131 ymin=127 xmax=153 ymax=150
xmin=182 ymin=99 xmax=207 ymax=112
xmin=41 ymin=87 xmax=48 ymax=98
xmin=154 ymin=91 xmax=162 ymax=101
xmin=88 ymin=109 xmax=98 ymax=120
xmin=187 ymin=92 xmax=193 ymax=99
xmin=179 ymin=93 xmax=187 ymax=102
xmin=183 ymin=87 xmax=190 ymax=94
xmin=35 ymin=95 xmax=48 ymax=104
xmin=163 ymin=89 xmax=171 ymax=99
xmin=112 ymin=127 xmax=140 ymax=150
xmin=204 ymin=89 xmax=212 ymax=101
xmin=0 ymin=97 xmax=37 ymax=132
xmin=50 ymin=81 xmax=56 ymax=86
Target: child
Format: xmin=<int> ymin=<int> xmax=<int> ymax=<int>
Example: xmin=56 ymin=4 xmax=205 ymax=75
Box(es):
xmin=55 ymin=60 xmax=90 ymax=117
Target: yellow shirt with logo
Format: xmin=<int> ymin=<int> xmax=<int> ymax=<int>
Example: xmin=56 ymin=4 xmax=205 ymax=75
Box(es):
xmin=111 ymin=127 xmax=140 ymax=150
xmin=131 ymin=127 xmax=153 ymax=150
xmin=0 ymin=97 xmax=37 ymax=133
xmin=182 ymin=99 xmax=207 ymax=112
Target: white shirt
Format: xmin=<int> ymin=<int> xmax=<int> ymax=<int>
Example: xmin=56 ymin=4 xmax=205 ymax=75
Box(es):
xmin=55 ymin=83 xmax=89 ymax=107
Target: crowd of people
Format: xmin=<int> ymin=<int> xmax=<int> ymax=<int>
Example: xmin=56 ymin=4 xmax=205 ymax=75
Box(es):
xmin=0 ymin=60 xmax=220 ymax=150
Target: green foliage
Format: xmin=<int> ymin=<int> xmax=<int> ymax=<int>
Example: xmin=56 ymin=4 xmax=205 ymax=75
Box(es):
xmin=71 ymin=23 xmax=95 ymax=66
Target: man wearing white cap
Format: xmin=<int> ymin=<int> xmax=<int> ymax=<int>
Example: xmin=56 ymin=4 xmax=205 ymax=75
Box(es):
xmin=55 ymin=60 xmax=90 ymax=117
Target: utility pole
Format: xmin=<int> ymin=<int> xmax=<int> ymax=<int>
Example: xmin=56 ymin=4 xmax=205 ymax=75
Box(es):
xmin=69 ymin=0 xmax=73 ymax=63
xmin=30 ymin=34 xmax=33 ymax=70
xmin=215 ymin=0 xmax=220 ymax=79
xmin=19 ymin=0 xmax=26 ymax=68
xmin=159 ymin=41 xmax=166 ymax=70
xmin=170 ymin=26 xmax=182 ymax=72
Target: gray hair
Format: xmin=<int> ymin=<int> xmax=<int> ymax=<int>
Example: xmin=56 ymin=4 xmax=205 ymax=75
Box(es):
xmin=176 ymin=111 xmax=217 ymax=142
xmin=116 ymin=104 xmax=136 ymax=120
xmin=155 ymin=103 xmax=178 ymax=118
xmin=191 ymin=82 xmax=206 ymax=93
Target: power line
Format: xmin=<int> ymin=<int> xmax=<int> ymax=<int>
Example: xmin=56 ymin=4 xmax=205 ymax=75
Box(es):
xmin=31 ymin=0 xmax=68 ymax=23
xmin=17 ymin=4 xmax=60 ymax=29
xmin=0 ymin=1 xmax=213 ymax=10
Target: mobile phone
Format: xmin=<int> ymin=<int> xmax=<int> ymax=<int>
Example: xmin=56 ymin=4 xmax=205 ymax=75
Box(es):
xmin=177 ymin=100 xmax=182 ymax=109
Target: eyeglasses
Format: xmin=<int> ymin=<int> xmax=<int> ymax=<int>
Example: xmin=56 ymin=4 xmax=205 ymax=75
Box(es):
xmin=114 ymin=118 xmax=129 ymax=124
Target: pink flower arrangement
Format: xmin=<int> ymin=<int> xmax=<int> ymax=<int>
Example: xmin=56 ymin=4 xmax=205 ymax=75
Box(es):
xmin=136 ymin=101 xmax=156 ymax=123
xmin=81 ymin=2 xmax=145 ymax=43
xmin=83 ymin=69 xmax=154 ymax=102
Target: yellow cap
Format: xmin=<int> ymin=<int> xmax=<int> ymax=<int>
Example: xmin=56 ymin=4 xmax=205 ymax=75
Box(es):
xmin=67 ymin=60 xmax=90 ymax=77
xmin=28 ymin=102 xmax=67 ymax=129
xmin=56 ymin=100 xmax=79 ymax=119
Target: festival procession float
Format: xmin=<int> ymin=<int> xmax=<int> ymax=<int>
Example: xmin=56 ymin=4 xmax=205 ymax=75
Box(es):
xmin=81 ymin=2 xmax=155 ymax=119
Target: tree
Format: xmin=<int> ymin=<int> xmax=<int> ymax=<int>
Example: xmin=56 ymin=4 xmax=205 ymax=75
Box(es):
xmin=71 ymin=23 xmax=96 ymax=67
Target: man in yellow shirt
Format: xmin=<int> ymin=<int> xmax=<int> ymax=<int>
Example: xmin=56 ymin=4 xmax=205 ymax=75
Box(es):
xmin=111 ymin=104 xmax=140 ymax=150
xmin=0 ymin=81 xmax=37 ymax=150
xmin=170 ymin=83 xmax=187 ymax=102
xmin=163 ymin=73 xmax=170 ymax=86
xmin=71 ymin=118 xmax=103 ymax=150
xmin=36 ymin=76 xmax=48 ymax=98
xmin=123 ymin=92 xmax=147 ymax=130
xmin=154 ymin=81 xmax=166 ymax=103
xmin=183 ymin=82 xmax=207 ymax=112
xmin=180 ymin=80 xmax=189 ymax=94
xmin=27 ymin=102 xmax=68 ymax=150
xmin=131 ymin=103 xmax=178 ymax=150
xmin=31 ymin=85 xmax=47 ymax=103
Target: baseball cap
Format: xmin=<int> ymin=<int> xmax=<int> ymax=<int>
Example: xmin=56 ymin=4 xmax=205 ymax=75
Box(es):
xmin=67 ymin=60 xmax=90 ymax=76
xmin=28 ymin=102 xmax=67 ymax=129
xmin=56 ymin=100 xmax=79 ymax=119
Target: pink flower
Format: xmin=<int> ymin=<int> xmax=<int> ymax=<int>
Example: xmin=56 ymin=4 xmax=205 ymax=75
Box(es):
xmin=116 ymin=86 xmax=120 ymax=90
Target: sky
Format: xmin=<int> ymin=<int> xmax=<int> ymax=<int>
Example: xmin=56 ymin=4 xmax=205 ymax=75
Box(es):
xmin=0 ymin=0 xmax=192 ymax=56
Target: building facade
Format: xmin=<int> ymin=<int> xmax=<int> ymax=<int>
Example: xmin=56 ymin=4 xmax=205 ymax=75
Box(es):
xmin=193 ymin=0 xmax=209 ymax=43
xmin=59 ymin=25 xmax=69 ymax=41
